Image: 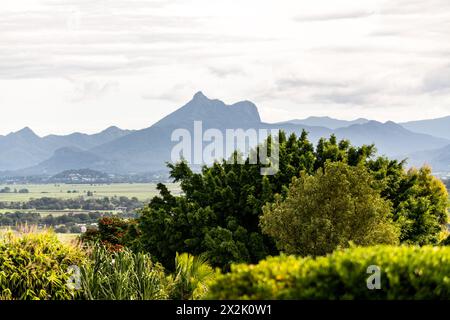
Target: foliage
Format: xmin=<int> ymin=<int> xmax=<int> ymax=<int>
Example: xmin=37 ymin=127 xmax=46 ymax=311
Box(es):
xmin=0 ymin=196 xmax=142 ymax=211
xmin=80 ymin=216 xmax=139 ymax=251
xmin=137 ymin=131 xmax=448 ymax=270
xmin=0 ymin=211 xmax=103 ymax=227
xmin=261 ymin=162 xmax=399 ymax=256
xmin=170 ymin=253 xmax=216 ymax=300
xmin=390 ymin=167 xmax=448 ymax=245
xmin=0 ymin=187 xmax=28 ymax=194
xmin=80 ymin=244 xmax=170 ymax=300
xmin=207 ymin=246 xmax=450 ymax=300
xmin=440 ymin=232 xmax=450 ymax=246
xmin=0 ymin=230 xmax=85 ymax=300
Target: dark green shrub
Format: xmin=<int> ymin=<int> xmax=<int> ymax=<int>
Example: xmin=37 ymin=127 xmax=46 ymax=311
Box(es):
xmin=207 ymin=246 xmax=450 ymax=300
xmin=0 ymin=230 xmax=85 ymax=300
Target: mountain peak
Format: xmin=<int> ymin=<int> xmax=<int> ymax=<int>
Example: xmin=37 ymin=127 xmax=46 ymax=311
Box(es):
xmin=18 ymin=126 xmax=34 ymax=133
xmin=152 ymin=92 xmax=261 ymax=128
xmin=192 ymin=91 xmax=209 ymax=101
xmin=102 ymin=126 xmax=122 ymax=133
xmin=11 ymin=127 xmax=38 ymax=138
xmin=384 ymin=120 xmax=400 ymax=127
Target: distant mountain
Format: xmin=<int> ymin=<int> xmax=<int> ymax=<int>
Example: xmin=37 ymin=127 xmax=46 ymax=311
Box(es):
xmin=0 ymin=126 xmax=131 ymax=171
xmin=152 ymin=91 xmax=261 ymax=128
xmin=400 ymin=116 xmax=450 ymax=140
xmin=16 ymin=147 xmax=120 ymax=176
xmin=2 ymin=92 xmax=449 ymax=175
xmin=89 ymin=93 xmax=449 ymax=173
xmin=0 ymin=127 xmax=52 ymax=171
xmin=407 ymin=144 xmax=450 ymax=173
xmin=90 ymin=91 xmax=265 ymax=173
xmin=334 ymin=121 xmax=450 ymax=156
xmin=43 ymin=126 xmax=132 ymax=151
xmin=277 ymin=116 xmax=369 ymax=130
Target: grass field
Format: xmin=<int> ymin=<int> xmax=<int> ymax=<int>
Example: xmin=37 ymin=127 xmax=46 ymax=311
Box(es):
xmin=0 ymin=183 xmax=181 ymax=202
xmin=0 ymin=228 xmax=79 ymax=244
xmin=0 ymin=208 xmax=123 ymax=217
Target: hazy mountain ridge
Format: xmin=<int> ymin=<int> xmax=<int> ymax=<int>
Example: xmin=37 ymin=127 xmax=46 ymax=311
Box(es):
xmin=1 ymin=92 xmax=450 ymax=176
xmin=406 ymin=144 xmax=450 ymax=173
xmin=16 ymin=147 xmax=112 ymax=176
xmin=334 ymin=120 xmax=449 ymax=156
xmin=276 ymin=116 xmax=369 ymax=130
xmin=0 ymin=126 xmax=131 ymax=171
xmin=401 ymin=116 xmax=450 ymax=140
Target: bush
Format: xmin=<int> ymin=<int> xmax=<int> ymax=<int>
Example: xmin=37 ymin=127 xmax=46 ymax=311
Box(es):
xmin=80 ymin=216 xmax=138 ymax=251
xmin=0 ymin=230 xmax=85 ymax=300
xmin=170 ymin=253 xmax=216 ymax=300
xmin=261 ymin=162 xmax=399 ymax=256
xmin=207 ymin=246 xmax=450 ymax=300
xmin=80 ymin=244 xmax=170 ymax=300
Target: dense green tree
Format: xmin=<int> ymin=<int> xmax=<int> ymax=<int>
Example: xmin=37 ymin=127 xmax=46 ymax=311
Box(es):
xmin=392 ymin=166 xmax=448 ymax=244
xmin=260 ymin=162 xmax=399 ymax=256
xmin=136 ymin=131 xmax=448 ymax=269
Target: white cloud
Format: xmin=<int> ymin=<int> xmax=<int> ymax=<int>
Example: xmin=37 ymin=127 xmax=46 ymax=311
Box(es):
xmin=67 ymin=79 xmax=119 ymax=102
xmin=294 ymin=10 xmax=375 ymax=22
xmin=0 ymin=0 xmax=450 ymax=135
xmin=422 ymin=65 xmax=450 ymax=93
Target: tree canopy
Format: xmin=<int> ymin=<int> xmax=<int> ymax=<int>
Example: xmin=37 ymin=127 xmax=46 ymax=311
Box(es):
xmin=135 ymin=130 xmax=448 ymax=270
xmin=261 ymin=162 xmax=399 ymax=256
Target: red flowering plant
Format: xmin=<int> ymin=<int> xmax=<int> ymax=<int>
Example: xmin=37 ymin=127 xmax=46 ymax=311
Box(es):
xmin=81 ymin=216 xmax=138 ymax=251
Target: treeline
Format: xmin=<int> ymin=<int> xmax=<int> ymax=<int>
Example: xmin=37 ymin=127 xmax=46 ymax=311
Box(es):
xmin=0 ymin=211 xmax=138 ymax=233
xmin=0 ymin=170 xmax=171 ymax=184
xmin=0 ymin=196 xmax=143 ymax=211
xmin=0 ymin=187 xmax=29 ymax=193
xmin=84 ymin=131 xmax=449 ymax=271
xmin=0 ymin=211 xmax=102 ymax=227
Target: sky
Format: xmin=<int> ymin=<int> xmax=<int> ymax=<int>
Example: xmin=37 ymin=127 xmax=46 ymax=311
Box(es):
xmin=1 ymin=0 xmax=450 ymax=136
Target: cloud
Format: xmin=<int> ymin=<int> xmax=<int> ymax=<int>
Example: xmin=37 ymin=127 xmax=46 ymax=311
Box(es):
xmin=422 ymin=65 xmax=450 ymax=93
xmin=208 ymin=66 xmax=245 ymax=78
xmin=68 ymin=79 xmax=119 ymax=102
xmin=2 ymin=0 xmax=450 ymax=133
xmin=141 ymin=83 xmax=192 ymax=102
xmin=379 ymin=0 xmax=450 ymax=16
xmin=275 ymin=77 xmax=347 ymax=90
xmin=294 ymin=10 xmax=375 ymax=22
xmin=43 ymin=0 xmax=180 ymax=11
xmin=0 ymin=1 xmax=267 ymax=80
xmin=314 ymin=92 xmax=369 ymax=105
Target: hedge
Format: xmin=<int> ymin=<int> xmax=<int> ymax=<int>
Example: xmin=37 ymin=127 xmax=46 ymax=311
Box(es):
xmin=207 ymin=246 xmax=450 ymax=300
xmin=0 ymin=230 xmax=85 ymax=300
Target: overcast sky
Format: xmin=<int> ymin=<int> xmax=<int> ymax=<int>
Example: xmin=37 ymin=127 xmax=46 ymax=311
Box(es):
xmin=1 ymin=0 xmax=450 ymax=136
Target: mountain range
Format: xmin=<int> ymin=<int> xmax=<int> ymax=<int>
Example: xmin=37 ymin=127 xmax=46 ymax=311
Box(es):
xmin=0 ymin=126 xmax=131 ymax=172
xmin=276 ymin=117 xmax=369 ymax=130
xmin=1 ymin=91 xmax=449 ymax=176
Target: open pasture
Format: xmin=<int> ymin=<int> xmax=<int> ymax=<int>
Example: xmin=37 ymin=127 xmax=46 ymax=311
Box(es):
xmin=0 ymin=183 xmax=181 ymax=202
